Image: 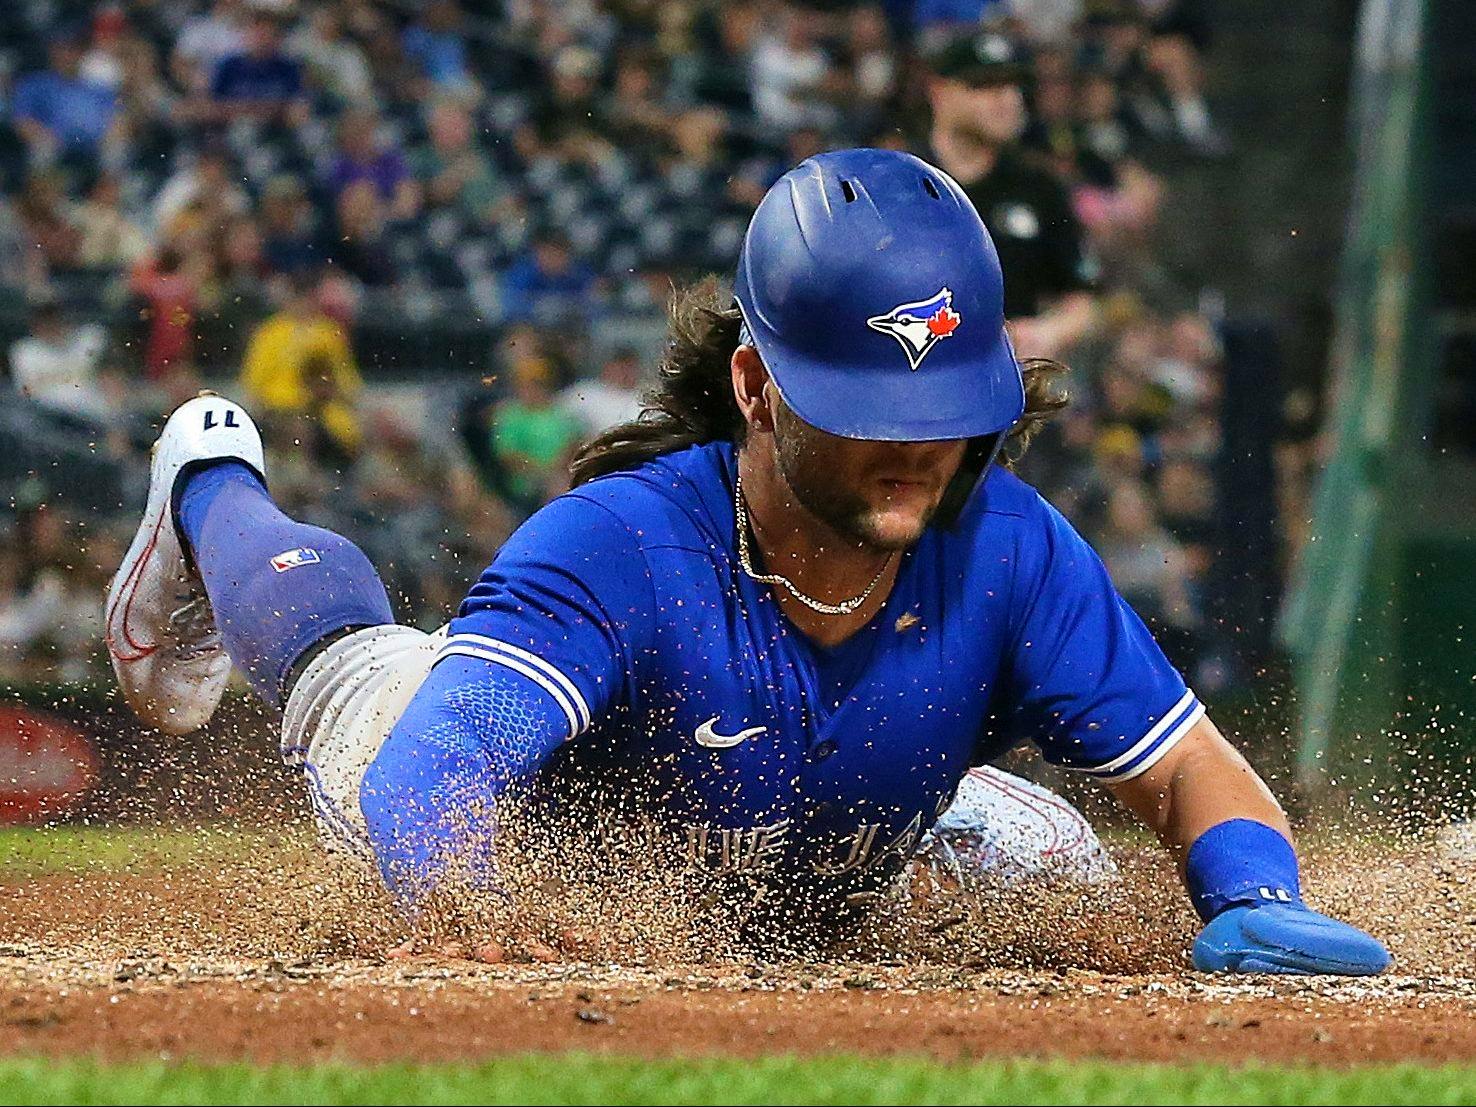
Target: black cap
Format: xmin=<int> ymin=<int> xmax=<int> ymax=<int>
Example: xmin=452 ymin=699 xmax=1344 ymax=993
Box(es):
xmin=929 ymin=31 xmax=1030 ymax=86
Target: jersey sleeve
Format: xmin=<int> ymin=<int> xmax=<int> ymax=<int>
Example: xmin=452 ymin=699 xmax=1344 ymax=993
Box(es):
xmin=359 ymin=492 xmax=655 ymax=903
xmin=440 ymin=490 xmax=656 ymax=735
xmin=999 ymin=494 xmax=1203 ymax=781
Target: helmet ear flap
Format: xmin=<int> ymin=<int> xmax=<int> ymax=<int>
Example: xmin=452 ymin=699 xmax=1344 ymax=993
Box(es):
xmin=936 ymin=431 xmax=1007 ymax=528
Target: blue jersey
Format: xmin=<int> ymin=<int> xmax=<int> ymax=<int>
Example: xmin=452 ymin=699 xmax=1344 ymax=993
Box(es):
xmin=361 ymin=442 xmax=1200 ymax=909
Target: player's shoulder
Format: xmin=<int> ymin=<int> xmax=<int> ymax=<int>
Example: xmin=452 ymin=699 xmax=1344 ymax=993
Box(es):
xmin=540 ymin=442 xmax=732 ymax=554
xmin=960 ymin=465 xmax=1050 ymax=526
xmin=946 ymin=465 xmax=1067 ymax=570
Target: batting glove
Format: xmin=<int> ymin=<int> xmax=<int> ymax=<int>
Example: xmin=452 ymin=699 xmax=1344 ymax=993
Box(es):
xmin=1192 ymin=901 xmax=1391 ymax=975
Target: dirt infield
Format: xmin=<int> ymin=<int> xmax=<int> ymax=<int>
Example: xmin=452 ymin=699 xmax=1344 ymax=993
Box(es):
xmin=4 ymin=958 xmax=1476 ymax=1068
xmin=3 ymin=831 xmax=1475 ymax=1068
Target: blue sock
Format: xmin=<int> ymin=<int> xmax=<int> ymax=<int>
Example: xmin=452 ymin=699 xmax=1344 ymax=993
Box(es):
xmin=176 ymin=461 xmax=394 ymax=707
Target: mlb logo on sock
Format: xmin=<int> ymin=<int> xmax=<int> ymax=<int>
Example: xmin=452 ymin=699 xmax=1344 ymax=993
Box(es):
xmin=270 ymin=547 xmax=321 ymax=573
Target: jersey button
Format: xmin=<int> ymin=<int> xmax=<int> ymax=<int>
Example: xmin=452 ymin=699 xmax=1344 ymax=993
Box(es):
xmin=810 ymin=739 xmax=838 ymax=761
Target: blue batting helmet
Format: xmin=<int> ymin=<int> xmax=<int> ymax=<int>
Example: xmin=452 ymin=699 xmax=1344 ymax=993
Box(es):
xmin=733 ymin=148 xmax=1024 ymax=444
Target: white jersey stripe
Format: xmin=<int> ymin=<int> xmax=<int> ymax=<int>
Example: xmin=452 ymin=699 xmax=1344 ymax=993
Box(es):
xmin=1094 ymin=699 xmax=1205 ymax=782
xmin=1076 ymin=689 xmax=1198 ymax=778
xmin=435 ymin=643 xmax=584 ymax=738
xmin=442 ymin=632 xmax=592 ymax=731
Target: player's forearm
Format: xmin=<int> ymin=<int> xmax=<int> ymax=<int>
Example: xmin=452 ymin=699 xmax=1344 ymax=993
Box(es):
xmin=1109 ymin=717 xmax=1290 ymax=859
xmin=359 ymin=654 xmax=569 ymax=907
xmin=1110 ymin=716 xmax=1388 ymax=972
xmin=1112 ymin=714 xmax=1304 ymax=922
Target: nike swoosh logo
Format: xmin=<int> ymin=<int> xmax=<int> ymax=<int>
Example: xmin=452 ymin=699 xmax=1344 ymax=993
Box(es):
xmin=694 ymin=716 xmax=767 ymax=749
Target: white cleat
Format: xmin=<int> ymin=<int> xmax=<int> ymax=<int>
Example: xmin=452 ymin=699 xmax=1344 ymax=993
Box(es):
xmin=104 ymin=394 xmax=266 ymax=734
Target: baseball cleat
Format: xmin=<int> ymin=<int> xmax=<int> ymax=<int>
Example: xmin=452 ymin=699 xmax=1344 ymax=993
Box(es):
xmin=104 ymin=394 xmax=265 ymax=734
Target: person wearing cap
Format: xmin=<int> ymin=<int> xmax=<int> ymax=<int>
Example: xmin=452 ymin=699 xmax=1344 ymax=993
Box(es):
xmin=926 ymin=30 xmax=1098 ymax=360
xmin=106 ymin=150 xmax=1388 ymax=973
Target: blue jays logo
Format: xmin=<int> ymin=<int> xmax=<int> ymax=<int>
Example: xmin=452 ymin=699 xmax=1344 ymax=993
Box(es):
xmin=866 ymin=288 xmax=962 ymax=370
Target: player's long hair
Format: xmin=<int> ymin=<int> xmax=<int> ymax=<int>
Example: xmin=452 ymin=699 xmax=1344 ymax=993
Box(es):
xmin=569 ymin=277 xmax=1068 ymax=487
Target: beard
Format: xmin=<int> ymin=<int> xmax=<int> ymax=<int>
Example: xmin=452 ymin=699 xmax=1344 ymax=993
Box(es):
xmin=771 ymin=403 xmax=944 ymax=552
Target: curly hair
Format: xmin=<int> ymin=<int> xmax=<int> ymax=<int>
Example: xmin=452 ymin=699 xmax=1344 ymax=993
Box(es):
xmin=569 ymin=277 xmax=1068 ymax=487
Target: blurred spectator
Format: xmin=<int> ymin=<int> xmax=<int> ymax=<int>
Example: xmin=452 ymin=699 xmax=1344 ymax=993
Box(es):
xmin=289 ymin=4 xmax=374 ymax=106
xmin=258 ymin=173 xmax=322 ymax=276
xmin=202 ymin=8 xmax=306 ymax=125
xmin=325 ymin=106 xmax=419 ymax=221
xmin=1156 ymin=456 xmax=1217 ymax=552
xmin=8 ymin=293 xmax=108 ymax=422
xmin=606 ymin=48 xmax=670 ymax=150
xmin=926 ymin=31 xmax=1098 ymax=360
xmin=201 ymin=215 xmax=271 ymax=366
xmin=1140 ymin=21 xmax=1226 ymax=156
xmin=501 ymin=233 xmax=598 ymax=326
xmin=354 ymin=6 xmax=425 ymax=112
xmin=1095 ymin=480 xmax=1199 ymax=645
xmin=0 ymin=497 xmax=105 ymax=683
xmin=843 ymin=7 xmax=898 ymax=131
xmin=329 ymin=181 xmax=398 ymax=288
xmin=76 ymin=173 xmax=148 ymax=269
xmin=239 ymin=273 xmax=362 ymax=458
xmin=413 ymin=99 xmax=511 ymax=228
xmin=559 ymin=346 xmax=645 ymax=435
xmin=79 ymin=6 xmax=128 ymax=90
xmin=0 ymin=538 xmax=70 ymax=671
xmin=521 ymin=45 xmax=607 ymax=163
xmin=484 ymin=354 xmax=583 ymax=515
xmin=15 ymin=169 xmax=83 ymax=282
xmin=129 ymin=238 xmax=209 ymax=378
xmin=403 ymin=0 xmax=475 ymax=97
xmin=112 ymin=28 xmax=176 ymax=163
xmin=1065 ymin=71 xmax=1165 ymax=256
xmin=153 ymin=145 xmax=249 ymax=233
xmin=12 ymin=28 xmax=120 ymax=171
xmin=687 ymin=2 xmax=760 ymax=113
xmin=172 ymin=0 xmax=247 ymax=94
xmin=1073 ymin=68 xmax=1141 ymax=179
xmin=750 ymin=5 xmax=839 ymax=133
xmin=219 ymin=214 xmax=267 ymax=287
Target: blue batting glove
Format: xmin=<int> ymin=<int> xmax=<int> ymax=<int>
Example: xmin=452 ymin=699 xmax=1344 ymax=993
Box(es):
xmin=1192 ymin=902 xmax=1391 ymax=975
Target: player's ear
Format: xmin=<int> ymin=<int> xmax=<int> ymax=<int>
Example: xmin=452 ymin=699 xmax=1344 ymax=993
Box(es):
xmin=731 ymin=343 xmax=775 ymax=434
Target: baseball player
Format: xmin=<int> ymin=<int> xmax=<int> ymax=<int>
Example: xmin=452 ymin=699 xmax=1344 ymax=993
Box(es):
xmin=106 ymin=149 xmax=1387 ymax=973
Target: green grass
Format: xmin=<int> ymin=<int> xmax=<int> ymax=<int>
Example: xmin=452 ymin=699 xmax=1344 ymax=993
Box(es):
xmin=0 ymin=825 xmax=298 ymax=879
xmin=0 ymin=1055 xmax=1474 ymax=1106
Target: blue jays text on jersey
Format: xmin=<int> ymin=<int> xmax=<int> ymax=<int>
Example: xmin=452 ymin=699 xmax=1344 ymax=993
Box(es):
xmin=359 ymin=441 xmax=1203 ymax=910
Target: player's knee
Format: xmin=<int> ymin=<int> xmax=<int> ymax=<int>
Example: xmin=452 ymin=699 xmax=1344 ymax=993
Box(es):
xmin=212 ymin=524 xmax=395 ymax=704
xmin=296 ymin=528 xmax=394 ymax=623
xmin=237 ymin=526 xmax=393 ymax=629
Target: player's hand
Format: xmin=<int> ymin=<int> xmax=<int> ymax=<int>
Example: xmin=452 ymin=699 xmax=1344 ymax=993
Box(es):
xmin=1192 ymin=902 xmax=1390 ymax=975
xmin=386 ymin=925 xmax=594 ymax=965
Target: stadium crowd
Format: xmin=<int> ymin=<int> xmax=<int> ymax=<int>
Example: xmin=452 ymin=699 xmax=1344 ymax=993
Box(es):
xmin=0 ymin=0 xmax=1235 ymax=695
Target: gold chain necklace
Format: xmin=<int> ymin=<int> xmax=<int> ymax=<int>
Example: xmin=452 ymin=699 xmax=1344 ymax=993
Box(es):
xmin=733 ymin=472 xmax=894 ymax=617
